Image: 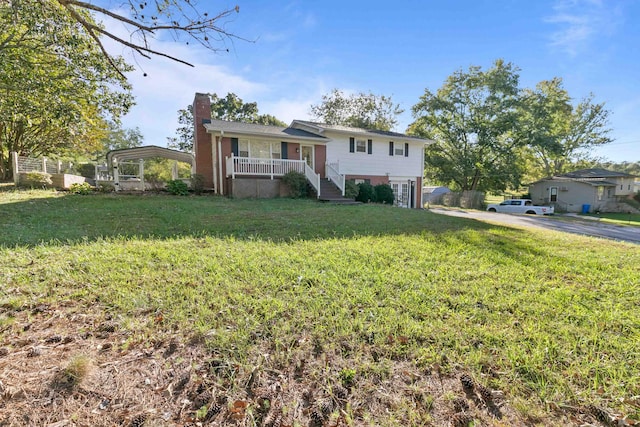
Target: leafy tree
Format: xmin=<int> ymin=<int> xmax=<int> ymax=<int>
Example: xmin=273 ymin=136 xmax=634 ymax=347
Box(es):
xmin=518 ymin=78 xmax=612 ymax=178
xmin=310 ymin=89 xmax=403 ymax=131
xmin=168 ymin=93 xmax=287 ymax=152
xmin=0 ymin=0 xmax=133 ymax=179
xmin=91 ymin=122 xmax=143 ymax=160
xmin=410 ymin=60 xmax=522 ymax=192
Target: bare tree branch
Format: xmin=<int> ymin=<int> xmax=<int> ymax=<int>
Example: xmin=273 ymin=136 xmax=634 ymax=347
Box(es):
xmin=51 ymin=0 xmax=249 ymax=78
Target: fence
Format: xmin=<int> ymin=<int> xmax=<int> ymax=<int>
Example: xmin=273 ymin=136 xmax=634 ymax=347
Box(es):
xmin=10 ymin=151 xmax=90 ymax=187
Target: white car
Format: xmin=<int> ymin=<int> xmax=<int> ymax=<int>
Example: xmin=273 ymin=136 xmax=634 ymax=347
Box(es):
xmin=486 ymin=199 xmax=554 ymax=215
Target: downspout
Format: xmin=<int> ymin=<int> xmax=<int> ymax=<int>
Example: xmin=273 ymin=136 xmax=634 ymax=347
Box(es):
xmin=218 ymin=130 xmax=224 ymax=196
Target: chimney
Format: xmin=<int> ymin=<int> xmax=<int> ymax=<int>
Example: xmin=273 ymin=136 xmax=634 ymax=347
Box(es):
xmin=193 ymin=93 xmax=214 ymax=188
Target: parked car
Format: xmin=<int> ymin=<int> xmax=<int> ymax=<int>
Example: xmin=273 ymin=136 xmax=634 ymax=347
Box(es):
xmin=486 ymin=199 xmax=554 ymax=215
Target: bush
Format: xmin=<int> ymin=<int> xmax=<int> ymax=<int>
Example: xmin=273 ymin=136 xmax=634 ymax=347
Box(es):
xmin=96 ymin=182 xmax=114 ymax=193
xmin=76 ymin=163 xmax=96 ymax=179
xmin=345 ymin=180 xmax=359 ymax=199
xmin=356 ymin=182 xmax=375 ymax=203
xmin=69 ymin=182 xmax=93 ymax=195
xmin=282 ymin=171 xmax=309 ymax=198
xmin=166 ymin=179 xmax=189 ymax=195
xmin=191 ymin=174 xmax=205 ymax=195
xmin=23 ymin=171 xmax=52 ymax=188
xmin=374 ymin=184 xmax=395 ymax=204
xmin=635 ymin=192 xmax=640 ymax=203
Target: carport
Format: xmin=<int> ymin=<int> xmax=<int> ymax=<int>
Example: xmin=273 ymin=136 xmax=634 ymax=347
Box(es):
xmin=106 ymin=146 xmax=195 ymax=192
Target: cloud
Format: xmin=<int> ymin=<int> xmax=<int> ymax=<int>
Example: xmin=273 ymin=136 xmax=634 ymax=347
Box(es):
xmin=545 ymin=0 xmax=621 ymax=56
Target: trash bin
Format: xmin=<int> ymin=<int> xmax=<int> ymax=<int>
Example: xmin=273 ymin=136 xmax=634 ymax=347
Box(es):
xmin=581 ymin=204 xmax=590 ymax=214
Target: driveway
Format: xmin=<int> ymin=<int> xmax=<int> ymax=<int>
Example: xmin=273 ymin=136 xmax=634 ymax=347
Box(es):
xmin=429 ymin=208 xmax=640 ymax=244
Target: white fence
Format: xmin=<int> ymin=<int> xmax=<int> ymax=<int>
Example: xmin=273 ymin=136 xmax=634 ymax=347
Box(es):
xmin=11 ymin=151 xmax=76 ymax=185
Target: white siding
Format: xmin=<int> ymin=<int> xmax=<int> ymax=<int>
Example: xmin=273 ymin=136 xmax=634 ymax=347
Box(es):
xmin=323 ymin=130 xmax=424 ymax=178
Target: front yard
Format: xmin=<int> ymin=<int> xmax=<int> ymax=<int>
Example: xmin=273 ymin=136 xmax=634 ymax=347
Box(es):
xmin=1 ymin=189 xmax=638 ymax=426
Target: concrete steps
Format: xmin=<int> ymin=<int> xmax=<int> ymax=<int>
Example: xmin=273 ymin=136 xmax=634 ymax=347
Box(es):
xmin=317 ymin=180 xmax=361 ymax=205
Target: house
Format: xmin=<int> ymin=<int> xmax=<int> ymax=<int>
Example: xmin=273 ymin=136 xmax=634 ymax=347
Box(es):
xmin=529 ymin=168 xmax=637 ymax=213
xmin=193 ymin=93 xmax=431 ymax=208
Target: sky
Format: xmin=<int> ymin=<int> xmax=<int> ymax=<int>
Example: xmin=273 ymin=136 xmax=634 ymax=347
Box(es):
xmin=103 ymin=0 xmax=640 ymax=162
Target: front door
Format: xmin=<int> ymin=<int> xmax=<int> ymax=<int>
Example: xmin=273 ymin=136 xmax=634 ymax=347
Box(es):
xmin=301 ymin=145 xmax=314 ymax=170
xmin=390 ymin=181 xmax=410 ymax=208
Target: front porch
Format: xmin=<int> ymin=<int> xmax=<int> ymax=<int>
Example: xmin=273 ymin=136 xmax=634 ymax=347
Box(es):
xmin=225 ymin=154 xmax=326 ymax=198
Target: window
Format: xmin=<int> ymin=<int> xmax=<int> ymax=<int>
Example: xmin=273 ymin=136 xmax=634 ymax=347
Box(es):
xmin=356 ymin=139 xmax=366 ymax=152
xmin=354 ymin=178 xmax=370 ymax=185
xmin=237 ymin=139 xmax=280 ymax=159
xmin=394 ymin=144 xmax=404 ymax=156
xmin=550 ymin=187 xmax=558 ymax=202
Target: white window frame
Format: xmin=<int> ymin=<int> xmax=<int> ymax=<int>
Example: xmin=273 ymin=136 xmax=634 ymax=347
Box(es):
xmin=238 ymin=139 xmax=281 ymax=159
xmin=355 ymin=138 xmax=367 ymax=153
xmin=394 ymin=145 xmax=404 ymax=156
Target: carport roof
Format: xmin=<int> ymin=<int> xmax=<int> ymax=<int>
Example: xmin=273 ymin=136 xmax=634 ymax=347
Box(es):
xmin=106 ymin=145 xmax=194 ymax=165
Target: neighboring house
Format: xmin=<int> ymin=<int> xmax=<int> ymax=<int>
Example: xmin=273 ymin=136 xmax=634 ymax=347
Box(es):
xmin=529 ymin=168 xmax=637 ymax=213
xmin=193 ymin=93 xmax=431 ymax=208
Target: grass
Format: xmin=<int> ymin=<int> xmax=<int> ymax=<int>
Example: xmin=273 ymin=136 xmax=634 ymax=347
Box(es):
xmin=1 ymin=189 xmax=639 ymax=425
xmin=585 ymin=212 xmax=640 ymax=226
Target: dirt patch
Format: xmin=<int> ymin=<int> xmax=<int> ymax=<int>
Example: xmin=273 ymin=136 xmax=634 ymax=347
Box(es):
xmin=0 ymin=302 xmax=625 ymax=426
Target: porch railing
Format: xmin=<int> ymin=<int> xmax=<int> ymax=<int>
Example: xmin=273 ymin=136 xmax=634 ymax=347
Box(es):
xmin=225 ymin=154 xmax=321 ymax=198
xmin=226 ymin=154 xmax=306 ymax=179
xmin=326 ymin=162 xmax=345 ymax=196
xmin=305 ymin=163 xmax=321 ymax=198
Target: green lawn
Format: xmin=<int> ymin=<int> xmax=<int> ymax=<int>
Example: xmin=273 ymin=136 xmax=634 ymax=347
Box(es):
xmin=585 ymin=212 xmax=640 ymax=226
xmin=1 ymin=189 xmax=639 ymax=425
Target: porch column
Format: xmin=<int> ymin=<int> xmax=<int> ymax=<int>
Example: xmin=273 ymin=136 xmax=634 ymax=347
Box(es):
xmin=139 ymin=159 xmax=145 ymax=191
xmin=113 ymin=160 xmax=120 ymax=191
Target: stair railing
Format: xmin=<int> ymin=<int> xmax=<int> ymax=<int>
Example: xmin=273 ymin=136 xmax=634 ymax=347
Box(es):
xmin=304 ymin=161 xmax=321 ymax=198
xmin=326 ymin=162 xmax=345 ymax=196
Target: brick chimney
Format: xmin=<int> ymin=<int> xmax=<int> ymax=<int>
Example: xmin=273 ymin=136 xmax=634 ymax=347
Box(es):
xmin=193 ymin=93 xmax=214 ymax=189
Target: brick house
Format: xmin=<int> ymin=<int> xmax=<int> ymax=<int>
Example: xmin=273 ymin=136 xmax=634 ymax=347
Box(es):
xmin=193 ymin=93 xmax=431 ymax=208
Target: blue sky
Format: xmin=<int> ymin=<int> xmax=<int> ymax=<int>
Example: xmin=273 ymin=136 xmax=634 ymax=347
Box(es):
xmin=107 ymin=0 xmax=640 ymax=162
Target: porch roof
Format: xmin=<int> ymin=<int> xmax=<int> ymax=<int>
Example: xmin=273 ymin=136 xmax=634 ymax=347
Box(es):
xmin=106 ymin=145 xmax=194 ymax=166
xmin=204 ymin=119 xmax=329 ymax=142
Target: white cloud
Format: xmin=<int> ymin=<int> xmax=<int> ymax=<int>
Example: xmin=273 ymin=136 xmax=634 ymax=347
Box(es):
xmin=545 ymin=0 xmax=621 ymax=56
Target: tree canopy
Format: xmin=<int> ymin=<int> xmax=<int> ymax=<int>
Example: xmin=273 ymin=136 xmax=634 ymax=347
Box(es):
xmin=0 ymin=0 xmax=134 ymax=179
xmin=410 ymin=60 xmax=613 ymax=193
xmin=410 ymin=60 xmax=522 ymax=192
xmin=168 ymin=93 xmax=287 ymax=152
xmin=517 ymin=78 xmax=612 ymax=178
xmin=310 ymin=89 xmax=404 ymax=131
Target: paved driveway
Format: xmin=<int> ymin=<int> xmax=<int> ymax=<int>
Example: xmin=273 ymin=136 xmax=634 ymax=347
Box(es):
xmin=429 ymin=208 xmax=640 ymax=244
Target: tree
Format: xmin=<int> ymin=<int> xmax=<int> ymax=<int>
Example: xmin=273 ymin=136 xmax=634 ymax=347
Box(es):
xmin=9 ymin=0 xmax=244 ymax=79
xmin=167 ymin=93 xmax=287 ymax=152
xmin=0 ymin=0 xmax=134 ymax=179
xmin=518 ymin=78 xmax=612 ymax=178
xmin=409 ymin=60 xmax=522 ymax=192
xmin=310 ymin=89 xmax=403 ymax=131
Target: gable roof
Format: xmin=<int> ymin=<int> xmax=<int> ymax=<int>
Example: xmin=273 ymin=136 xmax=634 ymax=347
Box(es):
xmin=203 ymin=119 xmax=329 ymax=142
xmin=557 ymin=168 xmax=636 ymax=179
xmin=291 ymin=120 xmax=431 ymax=144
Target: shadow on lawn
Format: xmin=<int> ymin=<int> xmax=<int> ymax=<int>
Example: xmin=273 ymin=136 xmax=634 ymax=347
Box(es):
xmin=0 ymin=191 xmax=549 ymax=258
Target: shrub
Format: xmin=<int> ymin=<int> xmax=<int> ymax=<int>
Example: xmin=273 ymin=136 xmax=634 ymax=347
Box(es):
xmin=345 ymin=180 xmax=359 ymax=199
xmin=356 ymin=182 xmax=375 ymax=203
xmin=96 ymin=182 xmax=114 ymax=193
xmin=191 ymin=174 xmax=205 ymax=195
xmin=69 ymin=182 xmax=93 ymax=195
xmin=166 ymin=179 xmax=189 ymax=196
xmin=282 ymin=171 xmax=309 ymax=198
xmin=76 ymin=163 xmax=96 ymax=179
xmin=635 ymin=192 xmax=640 ymax=203
xmin=374 ymin=184 xmax=395 ymax=204
xmin=23 ymin=171 xmax=52 ymax=188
